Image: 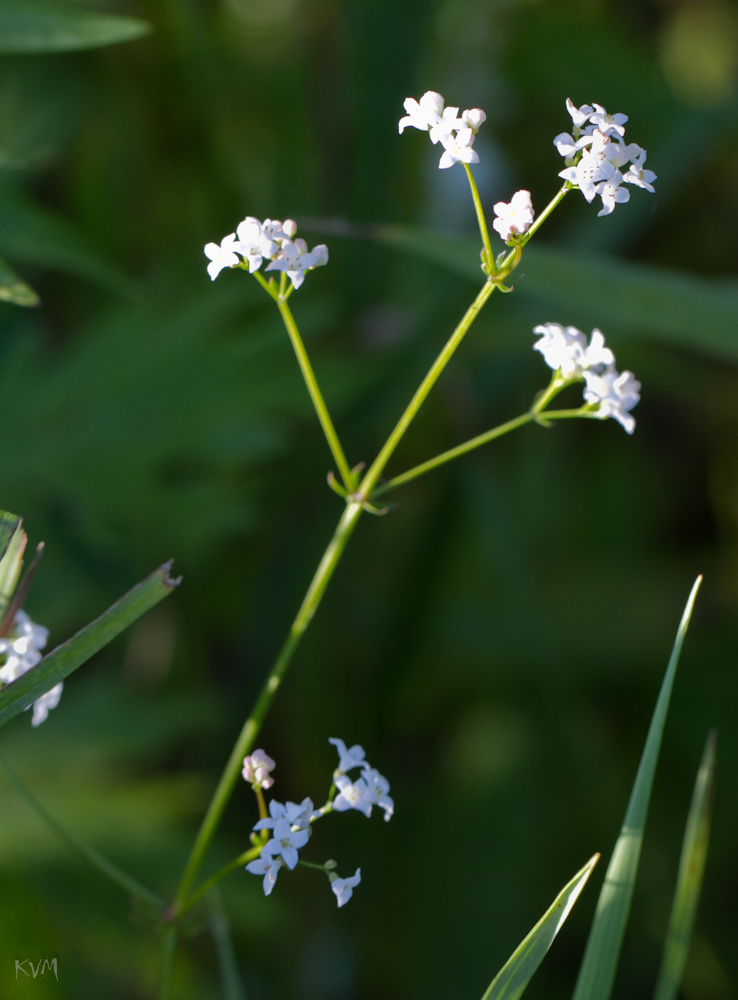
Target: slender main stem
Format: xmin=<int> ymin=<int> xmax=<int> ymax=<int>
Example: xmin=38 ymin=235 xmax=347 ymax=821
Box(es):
xmin=520 ymin=185 xmax=570 ymax=247
xmin=463 ymin=164 xmax=495 ymax=274
xmin=358 ymin=279 xmax=496 ymax=498
xmin=173 ymin=500 xmax=364 ymax=909
xmin=373 ymin=413 xmax=533 ymax=495
xmin=159 ymin=927 xmax=178 ymax=1000
xmin=277 ymin=298 xmax=354 ymax=491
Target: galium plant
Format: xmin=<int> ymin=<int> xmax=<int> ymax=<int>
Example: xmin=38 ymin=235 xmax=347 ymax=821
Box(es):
xmin=0 ymin=94 xmax=716 ymax=1000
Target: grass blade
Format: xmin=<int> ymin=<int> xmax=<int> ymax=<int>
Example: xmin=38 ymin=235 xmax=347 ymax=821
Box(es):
xmin=208 ymin=887 xmax=245 ymax=1000
xmin=0 ymin=560 xmax=180 ymax=728
xmin=572 ymin=576 xmax=703 ymax=1000
xmin=480 ymin=854 xmax=600 ymax=1000
xmin=0 ymin=256 xmax=40 ymax=307
xmin=0 ymin=757 xmax=163 ymax=908
xmin=0 ymin=509 xmax=21 ymax=567
xmin=653 ymin=730 xmax=717 ymax=1000
xmin=0 ymin=0 xmax=152 ymax=54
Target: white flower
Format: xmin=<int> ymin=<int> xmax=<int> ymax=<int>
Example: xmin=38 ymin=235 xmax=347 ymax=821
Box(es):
xmin=462 ymin=108 xmax=486 ymax=131
xmin=265 ymin=240 xmax=328 ymax=290
xmin=253 ymin=799 xmax=290 ymax=830
xmin=583 ymin=367 xmax=641 ymax=433
xmin=553 ymin=132 xmax=593 ymax=159
xmin=361 ymin=767 xmax=394 ymax=821
xmin=204 ymin=233 xmax=241 ymax=281
xmin=589 ymin=103 xmax=628 ymax=137
xmin=558 ymin=130 xmax=619 ymax=203
xmin=31 ymin=683 xmax=63 ymax=727
xmin=261 ymin=219 xmax=290 ymax=242
xmin=584 ymin=329 xmax=615 ymax=368
xmin=427 ymin=106 xmax=464 ymax=145
xmin=438 ymin=127 xmax=479 ymax=169
xmin=242 ymin=749 xmax=276 ymax=789
xmin=235 ymin=218 xmax=278 ymax=273
xmin=282 ymin=219 xmax=298 ymax=239
xmin=330 ymin=868 xmax=361 ymax=908
xmin=492 ymin=190 xmax=535 ymax=242
xmin=333 ymin=775 xmax=373 ymax=818
xmin=623 ymin=151 xmax=656 ymax=193
xmin=533 ymin=323 xmax=588 ymax=378
xmin=246 ymin=854 xmax=282 ymax=896
xmin=286 ymin=797 xmax=319 ymax=830
xmin=398 ymin=91 xmax=445 ymax=134
xmin=262 ymin=818 xmax=309 ymax=869
xmin=329 ymin=737 xmax=367 ymax=773
xmin=595 ymin=178 xmax=630 ymax=217
xmin=566 ymin=98 xmax=594 ymax=129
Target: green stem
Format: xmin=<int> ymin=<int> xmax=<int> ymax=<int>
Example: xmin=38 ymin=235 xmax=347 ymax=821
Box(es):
xmin=0 ymin=757 xmax=163 ymax=909
xmin=373 ymin=412 xmax=533 ymax=496
xmin=159 ymin=926 xmax=177 ymax=1000
xmin=358 ymin=279 xmax=496 ymax=498
xmin=298 ymin=859 xmax=330 ymax=871
xmin=519 ymin=185 xmax=570 ymax=248
xmin=541 ymin=407 xmax=599 ymax=420
xmin=463 ymin=163 xmax=495 ymax=275
xmin=276 ymin=297 xmax=354 ymax=491
xmin=172 ymin=500 xmax=364 ymax=909
xmin=177 ymin=845 xmax=261 ymax=918
xmin=252 ymin=269 xmax=278 ymax=300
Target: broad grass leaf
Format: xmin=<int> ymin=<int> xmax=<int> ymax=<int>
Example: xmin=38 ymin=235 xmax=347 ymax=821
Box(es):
xmin=480 ymin=854 xmax=599 ymax=1000
xmin=653 ymin=730 xmax=717 ymax=1000
xmin=572 ymin=577 xmax=703 ymax=1000
xmin=0 ymin=561 xmax=180 ymax=728
xmin=0 ymin=1 xmax=152 ymax=54
xmin=0 ymin=256 xmax=39 ymax=307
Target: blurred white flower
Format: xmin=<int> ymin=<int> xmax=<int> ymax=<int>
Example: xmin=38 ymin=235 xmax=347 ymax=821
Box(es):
xmin=595 ymin=178 xmax=631 ymax=217
xmin=331 ymin=868 xmax=361 ymax=908
xmin=204 ymin=233 xmax=241 ymax=281
xmin=361 ymin=767 xmax=394 ymax=821
xmin=533 ymin=323 xmax=615 ymax=379
xmin=32 ymin=683 xmax=63 ymax=727
xmin=623 ymin=151 xmax=657 ymax=193
xmin=589 ymin=103 xmax=628 ymax=137
xmin=246 ymin=854 xmax=282 ymax=896
xmin=566 ymin=99 xmax=594 ymax=129
xmin=462 ymin=108 xmax=486 ymax=131
xmin=235 ymin=218 xmax=279 ymax=273
xmin=242 ymin=749 xmax=276 ymax=789
xmin=492 ymin=190 xmax=535 ymax=242
xmin=333 ymin=775 xmax=374 ymax=818
xmin=583 ymin=367 xmax=641 ymax=433
xmin=584 ymin=329 xmax=615 ymax=369
xmin=553 ymin=132 xmax=593 ymax=159
xmin=329 ymin=737 xmax=367 ymax=773
xmin=261 ymin=219 xmax=290 ymax=242
xmin=398 ymin=91 xmax=445 ymax=134
xmin=253 ymin=799 xmax=290 ymax=831
xmin=254 ymin=797 xmax=319 ymax=833
xmin=262 ymin=819 xmax=309 ymax=869
xmin=400 ymin=91 xmax=485 ymax=169
xmin=438 ymin=128 xmax=479 ymax=169
xmin=265 ymin=240 xmax=328 ymax=290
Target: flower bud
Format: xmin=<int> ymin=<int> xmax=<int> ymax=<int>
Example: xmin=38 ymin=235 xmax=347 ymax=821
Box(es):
xmin=462 ymin=108 xmax=486 ymax=131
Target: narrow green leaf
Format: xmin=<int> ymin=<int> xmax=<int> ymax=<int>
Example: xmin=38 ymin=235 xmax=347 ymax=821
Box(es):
xmin=572 ymin=576 xmax=703 ymax=1000
xmin=0 ymin=1 xmax=152 ymax=54
xmin=208 ymin=888 xmax=245 ymax=1000
xmin=480 ymin=854 xmax=600 ymax=1000
xmin=0 ymin=560 xmax=180 ymax=728
xmin=653 ymin=730 xmax=717 ymax=1000
xmin=377 ymin=226 xmax=738 ymax=363
xmin=0 ymin=757 xmax=163 ymax=908
xmin=0 ymin=256 xmax=40 ymax=307
xmin=0 ymin=508 xmax=21 ymax=567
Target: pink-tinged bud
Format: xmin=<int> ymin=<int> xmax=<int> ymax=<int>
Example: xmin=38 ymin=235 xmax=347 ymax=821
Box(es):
xmin=462 ymin=108 xmax=486 ymax=131
xmin=283 ymin=219 xmax=298 ymax=238
xmin=242 ymin=749 xmax=276 ymax=788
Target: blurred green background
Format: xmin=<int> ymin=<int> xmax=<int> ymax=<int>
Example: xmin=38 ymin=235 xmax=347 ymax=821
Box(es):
xmin=1 ymin=0 xmax=737 ymax=997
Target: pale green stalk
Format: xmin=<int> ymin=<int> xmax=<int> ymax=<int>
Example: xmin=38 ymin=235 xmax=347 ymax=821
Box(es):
xmin=520 ymin=185 xmax=570 ymax=246
xmin=159 ymin=927 xmax=178 ymax=1000
xmin=653 ymin=730 xmax=717 ymax=1000
xmin=0 ymin=758 xmax=163 ymax=908
xmin=464 ymin=163 xmax=495 ymax=274
xmin=572 ymin=577 xmax=703 ymax=1000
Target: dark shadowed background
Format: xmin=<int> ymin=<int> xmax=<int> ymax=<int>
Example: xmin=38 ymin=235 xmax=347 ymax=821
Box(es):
xmin=0 ymin=0 xmax=737 ymax=997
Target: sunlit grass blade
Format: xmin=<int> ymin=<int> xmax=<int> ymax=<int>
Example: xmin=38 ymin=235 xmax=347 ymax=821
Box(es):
xmin=653 ymin=729 xmax=717 ymax=1000
xmin=0 ymin=256 xmax=40 ymax=307
xmin=480 ymin=854 xmax=600 ymax=1000
xmin=0 ymin=757 xmax=163 ymax=908
xmin=0 ymin=560 xmax=180 ymax=728
xmin=208 ymin=888 xmax=245 ymax=1000
xmin=572 ymin=576 xmax=703 ymax=1000
xmin=0 ymin=509 xmax=21 ymax=566
xmin=0 ymin=0 xmax=152 ymax=54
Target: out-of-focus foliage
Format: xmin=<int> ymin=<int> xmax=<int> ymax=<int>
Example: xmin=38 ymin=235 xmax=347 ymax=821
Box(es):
xmin=0 ymin=1 xmax=736 ymax=998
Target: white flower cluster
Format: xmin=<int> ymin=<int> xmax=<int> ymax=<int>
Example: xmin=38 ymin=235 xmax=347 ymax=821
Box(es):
xmin=0 ymin=610 xmax=62 ymax=726
xmin=533 ymin=323 xmax=641 ymax=433
xmin=204 ymin=217 xmax=328 ymax=290
xmin=492 ymin=190 xmax=535 ymax=242
xmin=243 ymin=737 xmax=393 ymax=907
xmin=398 ymin=91 xmax=486 ymax=169
xmin=554 ymin=100 xmax=656 ymax=217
